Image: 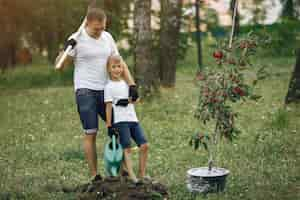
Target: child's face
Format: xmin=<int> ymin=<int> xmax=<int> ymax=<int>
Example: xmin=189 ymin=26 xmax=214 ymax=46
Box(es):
xmin=108 ymin=60 xmax=123 ymax=80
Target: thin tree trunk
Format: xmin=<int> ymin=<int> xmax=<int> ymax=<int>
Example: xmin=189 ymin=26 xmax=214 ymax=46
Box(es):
xmin=285 ymin=48 xmax=300 ymax=104
xmin=133 ymin=0 xmax=155 ymax=95
xmin=195 ymin=0 xmax=203 ymax=70
xmin=230 ymin=0 xmax=240 ymax=37
xmin=47 ymin=31 xmax=59 ymax=64
xmin=159 ymin=0 xmax=182 ymax=87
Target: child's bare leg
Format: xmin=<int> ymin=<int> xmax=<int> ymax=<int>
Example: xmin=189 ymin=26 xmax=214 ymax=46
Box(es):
xmin=121 ymin=162 xmax=128 ymax=175
xmin=124 ymin=148 xmax=138 ymax=182
xmin=138 ymin=143 xmax=148 ymax=178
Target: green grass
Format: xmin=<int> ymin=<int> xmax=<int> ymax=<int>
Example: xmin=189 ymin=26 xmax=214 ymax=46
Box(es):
xmin=0 ymin=51 xmax=299 ymax=199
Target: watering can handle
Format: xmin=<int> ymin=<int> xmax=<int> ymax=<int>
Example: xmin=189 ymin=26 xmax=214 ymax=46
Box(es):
xmin=112 ymin=134 xmax=116 ymax=152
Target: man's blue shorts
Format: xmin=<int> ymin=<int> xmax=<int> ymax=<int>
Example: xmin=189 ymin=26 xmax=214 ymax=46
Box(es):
xmin=112 ymin=122 xmax=147 ymax=149
xmin=75 ymin=88 xmax=106 ymax=134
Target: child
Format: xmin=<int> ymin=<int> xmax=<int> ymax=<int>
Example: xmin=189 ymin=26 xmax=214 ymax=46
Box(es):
xmin=104 ymin=55 xmax=149 ymax=183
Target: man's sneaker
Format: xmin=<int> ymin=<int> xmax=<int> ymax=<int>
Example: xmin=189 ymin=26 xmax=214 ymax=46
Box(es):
xmin=85 ymin=174 xmax=103 ymax=192
xmin=92 ymin=174 xmax=103 ymax=182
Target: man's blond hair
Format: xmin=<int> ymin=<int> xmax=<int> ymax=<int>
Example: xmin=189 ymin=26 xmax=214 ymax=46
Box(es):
xmin=87 ymin=8 xmax=106 ymax=22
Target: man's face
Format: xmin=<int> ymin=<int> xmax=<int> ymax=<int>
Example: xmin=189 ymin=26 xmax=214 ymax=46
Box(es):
xmin=86 ymin=19 xmax=106 ymax=38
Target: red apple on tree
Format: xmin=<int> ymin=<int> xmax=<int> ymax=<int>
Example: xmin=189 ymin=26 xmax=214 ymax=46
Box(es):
xmin=213 ymin=51 xmax=223 ymax=59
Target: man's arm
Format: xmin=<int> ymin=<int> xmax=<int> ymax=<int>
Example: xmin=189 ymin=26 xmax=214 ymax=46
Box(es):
xmin=55 ymin=51 xmax=74 ymax=71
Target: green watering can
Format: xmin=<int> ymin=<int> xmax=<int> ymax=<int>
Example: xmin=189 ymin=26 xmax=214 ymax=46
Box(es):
xmin=104 ymin=134 xmax=123 ymax=176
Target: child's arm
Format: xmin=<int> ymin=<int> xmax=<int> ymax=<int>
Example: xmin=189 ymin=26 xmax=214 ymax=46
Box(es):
xmin=105 ymin=102 xmax=113 ymax=127
xmin=122 ymin=61 xmax=135 ymax=86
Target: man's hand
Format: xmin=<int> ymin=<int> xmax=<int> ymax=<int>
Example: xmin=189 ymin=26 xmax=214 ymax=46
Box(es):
xmin=64 ymin=38 xmax=77 ymax=51
xmin=116 ymin=99 xmax=129 ymax=107
xmin=129 ymin=85 xmax=139 ymax=102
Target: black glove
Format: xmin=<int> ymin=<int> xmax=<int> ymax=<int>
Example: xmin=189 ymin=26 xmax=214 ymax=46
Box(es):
xmin=108 ymin=126 xmax=116 ymax=137
xmin=116 ymin=99 xmax=129 ymax=107
xmin=64 ymin=38 xmax=77 ymax=51
xmin=129 ymin=85 xmax=139 ymax=102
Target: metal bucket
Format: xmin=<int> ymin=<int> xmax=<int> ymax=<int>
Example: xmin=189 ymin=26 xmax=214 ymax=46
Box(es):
xmin=186 ymin=167 xmax=230 ymax=194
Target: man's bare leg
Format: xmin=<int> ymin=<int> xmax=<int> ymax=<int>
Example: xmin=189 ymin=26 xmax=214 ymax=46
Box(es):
xmin=83 ymin=133 xmax=98 ymax=177
xmin=138 ymin=143 xmax=148 ymax=178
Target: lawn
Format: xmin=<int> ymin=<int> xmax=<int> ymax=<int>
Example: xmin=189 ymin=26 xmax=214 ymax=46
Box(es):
xmin=0 ymin=48 xmax=299 ymax=199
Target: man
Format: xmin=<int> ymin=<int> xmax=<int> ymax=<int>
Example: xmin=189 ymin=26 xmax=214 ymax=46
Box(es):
xmin=55 ymin=8 xmax=138 ymax=182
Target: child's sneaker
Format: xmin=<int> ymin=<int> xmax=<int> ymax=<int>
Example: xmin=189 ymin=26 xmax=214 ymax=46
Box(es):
xmin=141 ymin=175 xmax=152 ymax=181
xmin=92 ymin=174 xmax=103 ymax=182
xmin=120 ymin=170 xmax=129 ymax=177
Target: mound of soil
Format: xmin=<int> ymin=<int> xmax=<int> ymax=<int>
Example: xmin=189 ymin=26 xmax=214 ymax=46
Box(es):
xmin=64 ymin=177 xmax=168 ymax=200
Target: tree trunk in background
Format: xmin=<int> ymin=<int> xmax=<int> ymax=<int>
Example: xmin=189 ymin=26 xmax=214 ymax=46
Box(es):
xmin=1 ymin=21 xmax=17 ymax=71
xmin=281 ymin=0 xmax=296 ymax=20
xmin=47 ymin=32 xmax=59 ymax=64
xmin=133 ymin=0 xmax=156 ymax=95
xmin=159 ymin=0 xmax=182 ymax=87
xmin=285 ymin=49 xmax=300 ymax=104
xmin=230 ymin=0 xmax=240 ymax=37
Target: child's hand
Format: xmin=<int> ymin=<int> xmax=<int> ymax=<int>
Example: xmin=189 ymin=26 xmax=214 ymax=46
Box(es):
xmin=129 ymin=98 xmax=140 ymax=104
xmin=129 ymin=85 xmax=139 ymax=102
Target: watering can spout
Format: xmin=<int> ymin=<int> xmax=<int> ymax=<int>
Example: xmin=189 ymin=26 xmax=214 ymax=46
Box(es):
xmin=111 ymin=167 xmax=118 ymax=177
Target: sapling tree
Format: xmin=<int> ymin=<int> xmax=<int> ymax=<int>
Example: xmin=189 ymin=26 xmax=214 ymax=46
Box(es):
xmin=190 ymin=32 xmax=270 ymax=171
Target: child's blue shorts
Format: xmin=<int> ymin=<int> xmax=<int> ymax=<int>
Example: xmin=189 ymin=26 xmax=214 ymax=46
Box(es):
xmin=112 ymin=122 xmax=147 ymax=149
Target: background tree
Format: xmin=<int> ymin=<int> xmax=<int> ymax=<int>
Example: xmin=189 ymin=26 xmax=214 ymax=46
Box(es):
xmin=280 ymin=0 xmax=300 ymax=20
xmin=0 ymin=0 xmax=34 ymax=71
xmin=101 ymin=0 xmax=132 ymax=40
xmin=133 ymin=0 xmax=155 ymax=94
xmin=251 ymin=0 xmax=267 ymax=24
xmin=30 ymin=0 xmax=87 ymax=63
xmin=158 ymin=0 xmax=183 ymax=87
xmin=239 ymin=0 xmax=267 ymax=24
xmin=285 ymin=48 xmax=300 ymax=104
xmin=0 ymin=0 xmax=133 ymax=67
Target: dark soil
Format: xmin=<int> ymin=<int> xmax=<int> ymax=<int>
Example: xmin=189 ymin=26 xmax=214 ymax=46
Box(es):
xmin=63 ymin=176 xmax=168 ymax=200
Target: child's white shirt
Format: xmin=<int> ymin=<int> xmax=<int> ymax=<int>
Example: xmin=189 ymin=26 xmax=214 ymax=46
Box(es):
xmin=104 ymin=80 xmax=138 ymax=124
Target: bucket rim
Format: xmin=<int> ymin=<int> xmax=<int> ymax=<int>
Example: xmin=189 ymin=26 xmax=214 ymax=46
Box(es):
xmin=187 ymin=167 xmax=230 ymax=177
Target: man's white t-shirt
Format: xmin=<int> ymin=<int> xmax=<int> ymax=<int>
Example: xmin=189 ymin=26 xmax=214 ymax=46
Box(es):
xmin=68 ymin=29 xmax=119 ymax=91
xmin=104 ymin=80 xmax=138 ymax=124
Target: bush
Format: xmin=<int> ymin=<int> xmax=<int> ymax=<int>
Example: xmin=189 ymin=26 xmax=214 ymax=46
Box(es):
xmin=239 ymin=20 xmax=300 ymax=57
